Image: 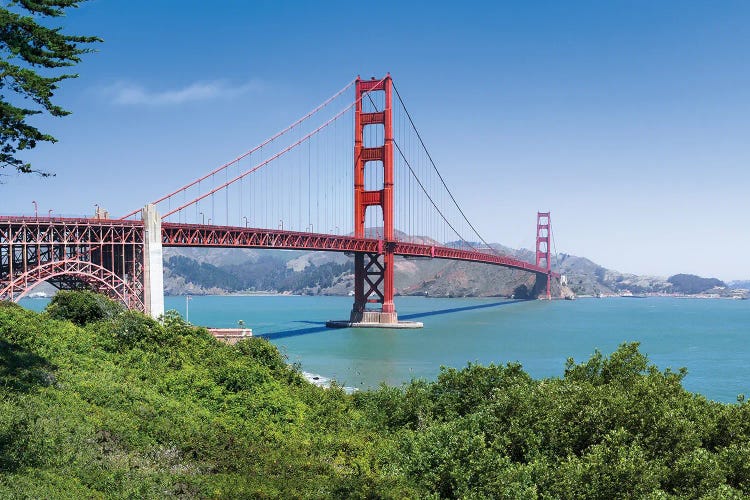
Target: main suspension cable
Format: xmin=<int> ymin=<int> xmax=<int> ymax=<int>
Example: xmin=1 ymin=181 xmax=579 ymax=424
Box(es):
xmin=121 ymin=78 xmax=356 ymax=219
xmin=162 ymin=78 xmax=386 ymax=220
xmin=392 ymin=82 xmax=500 ymax=255
xmin=362 ymin=90 xmax=481 ymax=251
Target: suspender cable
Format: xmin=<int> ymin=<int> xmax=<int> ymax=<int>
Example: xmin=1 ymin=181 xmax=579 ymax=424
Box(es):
xmin=121 ymin=79 xmax=356 ymax=219
xmin=160 ymin=79 xmax=386 ymax=220
xmin=392 ymin=82 xmax=499 ymax=255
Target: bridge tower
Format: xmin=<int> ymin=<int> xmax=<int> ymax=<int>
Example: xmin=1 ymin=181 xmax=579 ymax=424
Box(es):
xmin=535 ymin=212 xmax=552 ymax=299
xmin=349 ymin=74 xmax=398 ymax=325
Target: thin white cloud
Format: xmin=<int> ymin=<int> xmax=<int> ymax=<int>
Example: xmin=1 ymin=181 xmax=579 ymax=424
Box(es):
xmin=102 ymin=79 xmax=263 ymax=106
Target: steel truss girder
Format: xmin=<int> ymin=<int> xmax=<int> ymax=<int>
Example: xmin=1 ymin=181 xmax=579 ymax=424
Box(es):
xmin=392 ymin=241 xmax=557 ymax=276
xmin=161 ymin=223 xmax=382 ymax=253
xmin=0 ymin=217 xmax=145 ymax=311
xmin=0 ymin=258 xmax=143 ymax=310
xmin=161 ymin=224 xmax=556 ymax=276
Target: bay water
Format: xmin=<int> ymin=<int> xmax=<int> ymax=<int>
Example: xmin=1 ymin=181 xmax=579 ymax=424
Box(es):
xmin=21 ymin=295 xmax=750 ymax=403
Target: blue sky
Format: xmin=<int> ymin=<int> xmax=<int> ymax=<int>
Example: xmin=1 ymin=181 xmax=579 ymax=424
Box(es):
xmin=3 ymin=1 xmax=749 ymax=281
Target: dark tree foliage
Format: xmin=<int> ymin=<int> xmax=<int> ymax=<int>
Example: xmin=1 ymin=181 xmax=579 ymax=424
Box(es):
xmin=45 ymin=289 xmax=123 ymax=325
xmin=167 ymin=256 xmax=245 ymax=291
xmin=512 ymin=284 xmax=530 ymax=299
xmin=0 ymin=1 xmax=100 ymax=175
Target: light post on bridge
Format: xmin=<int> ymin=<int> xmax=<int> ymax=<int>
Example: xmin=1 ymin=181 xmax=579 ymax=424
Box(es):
xmin=94 ymin=204 xmax=100 ymax=219
xmin=48 ymin=209 xmax=53 ymax=218
xmin=243 ymin=216 xmax=248 ymax=228
xmin=278 ymin=220 xmax=284 ymax=230
xmin=32 ymin=200 xmax=38 ymax=219
xmin=199 ymin=212 xmax=205 ymax=225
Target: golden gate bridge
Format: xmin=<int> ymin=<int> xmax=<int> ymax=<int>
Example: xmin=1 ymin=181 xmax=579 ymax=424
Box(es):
xmin=1 ymin=75 xmax=558 ymax=327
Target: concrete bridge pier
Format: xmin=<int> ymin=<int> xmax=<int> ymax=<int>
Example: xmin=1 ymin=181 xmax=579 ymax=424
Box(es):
xmin=142 ymin=204 xmax=164 ymax=319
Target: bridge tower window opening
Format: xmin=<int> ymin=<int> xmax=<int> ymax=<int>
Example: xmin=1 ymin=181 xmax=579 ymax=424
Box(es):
xmin=364 ymin=205 xmax=384 ymax=240
xmin=364 ymin=160 xmax=384 ymax=191
xmin=363 ymin=123 xmax=384 ymax=148
xmin=362 ymin=88 xmax=385 ymax=114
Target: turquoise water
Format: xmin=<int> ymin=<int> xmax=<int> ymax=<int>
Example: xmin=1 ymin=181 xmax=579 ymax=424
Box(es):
xmin=21 ymin=295 xmax=750 ymax=403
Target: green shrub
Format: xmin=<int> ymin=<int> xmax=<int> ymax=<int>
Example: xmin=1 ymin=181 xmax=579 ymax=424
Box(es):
xmin=0 ymin=301 xmax=23 ymax=311
xmin=45 ymin=290 xmax=124 ymax=326
xmin=3 ymin=302 xmax=750 ymax=499
xmin=235 ymin=337 xmax=289 ymax=373
xmin=101 ymin=310 xmax=171 ymax=351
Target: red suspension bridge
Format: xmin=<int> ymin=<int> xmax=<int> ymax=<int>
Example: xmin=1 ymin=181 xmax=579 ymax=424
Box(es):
xmin=1 ymin=75 xmax=558 ymax=327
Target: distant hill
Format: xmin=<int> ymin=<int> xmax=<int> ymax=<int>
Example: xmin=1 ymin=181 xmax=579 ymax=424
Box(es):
xmin=163 ymin=249 xmax=351 ymax=296
xmin=667 ymin=274 xmax=726 ymax=295
xmin=729 ymin=280 xmax=750 ymax=290
xmin=158 ymin=235 xmax=744 ymax=299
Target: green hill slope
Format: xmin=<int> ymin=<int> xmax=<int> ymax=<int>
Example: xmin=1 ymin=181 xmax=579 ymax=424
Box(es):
xmin=2 ymin=293 xmax=749 ymax=498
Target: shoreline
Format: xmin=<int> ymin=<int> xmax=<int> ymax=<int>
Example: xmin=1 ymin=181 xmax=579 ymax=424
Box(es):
xmin=578 ymin=294 xmax=747 ymax=300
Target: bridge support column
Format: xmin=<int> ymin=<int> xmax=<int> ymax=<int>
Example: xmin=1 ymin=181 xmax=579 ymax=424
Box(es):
xmin=328 ymin=74 xmax=420 ymax=329
xmin=536 ymin=212 xmax=552 ymax=300
xmin=348 ymin=250 xmax=399 ymax=325
xmin=533 ymin=273 xmax=550 ymax=299
xmin=142 ymin=204 xmax=164 ymax=319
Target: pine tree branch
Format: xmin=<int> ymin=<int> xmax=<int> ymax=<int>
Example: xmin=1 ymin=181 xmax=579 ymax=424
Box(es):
xmin=0 ymin=0 xmax=100 ymax=175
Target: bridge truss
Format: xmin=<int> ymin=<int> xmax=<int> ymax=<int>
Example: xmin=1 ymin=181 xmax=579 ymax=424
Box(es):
xmin=0 ymin=218 xmax=145 ymax=309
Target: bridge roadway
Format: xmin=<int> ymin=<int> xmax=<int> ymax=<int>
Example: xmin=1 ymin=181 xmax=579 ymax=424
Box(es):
xmin=0 ymin=216 xmax=552 ymax=275
xmin=161 ymin=222 xmax=553 ymax=275
xmin=1 ymin=217 xmax=555 ymax=303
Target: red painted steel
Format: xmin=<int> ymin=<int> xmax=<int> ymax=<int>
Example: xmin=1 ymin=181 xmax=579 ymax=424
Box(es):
xmin=157 ymin=78 xmax=386 ymax=222
xmin=1 ymin=77 xmax=560 ymax=311
xmin=0 ymin=217 xmax=145 ymax=309
xmin=536 ymin=212 xmax=552 ymax=299
xmin=160 ymin=223 xmax=555 ymax=276
xmin=8 ymin=259 xmax=142 ymax=308
xmin=1 ymin=217 xmax=555 ymax=310
xmin=352 ymin=75 xmax=396 ymax=320
xmin=161 ymin=223 xmax=381 ymax=253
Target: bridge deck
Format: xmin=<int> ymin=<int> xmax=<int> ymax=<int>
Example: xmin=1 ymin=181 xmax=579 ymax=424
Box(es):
xmin=1 ymin=218 xmax=555 ymax=290
xmin=161 ymin=222 xmax=554 ymax=276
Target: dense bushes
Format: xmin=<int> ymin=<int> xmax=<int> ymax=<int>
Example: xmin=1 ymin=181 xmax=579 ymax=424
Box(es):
xmin=46 ymin=290 xmax=123 ymax=325
xmin=1 ymin=291 xmax=749 ymax=498
xmin=353 ymin=344 xmax=750 ymax=498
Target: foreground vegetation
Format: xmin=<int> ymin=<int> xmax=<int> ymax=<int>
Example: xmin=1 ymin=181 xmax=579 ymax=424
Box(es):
xmin=1 ymin=292 xmax=749 ymax=498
